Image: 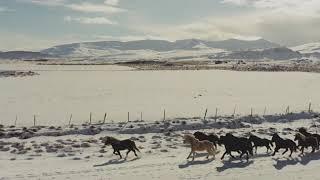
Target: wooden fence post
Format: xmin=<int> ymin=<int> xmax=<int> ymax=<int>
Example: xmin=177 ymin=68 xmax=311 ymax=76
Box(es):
xmin=15 ymin=115 xmax=18 ymax=126
xmin=128 ymin=112 xmax=130 ymax=122
xmin=308 ymin=102 xmax=312 ymax=113
xmin=163 ymin=109 xmax=166 ymax=122
xmin=33 ymin=115 xmax=36 ymax=127
xmin=232 ymin=105 xmax=237 ymax=117
xmin=68 ymin=114 xmax=73 ymax=125
xmin=204 ymin=108 xmax=208 ymax=121
xmin=215 ymin=108 xmax=218 ymax=122
xmin=89 ymin=112 xmax=92 ymax=124
xmin=103 ymin=113 xmax=107 ymax=124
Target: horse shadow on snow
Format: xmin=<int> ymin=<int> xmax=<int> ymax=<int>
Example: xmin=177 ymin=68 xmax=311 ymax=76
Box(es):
xmin=216 ymin=159 xmax=254 ymax=172
xmin=94 ymin=157 xmax=140 ymax=167
xmin=178 ymin=158 xmax=214 ymax=169
xmin=273 ymin=151 xmax=320 ymax=170
xmin=178 ymin=153 xmax=215 ymax=169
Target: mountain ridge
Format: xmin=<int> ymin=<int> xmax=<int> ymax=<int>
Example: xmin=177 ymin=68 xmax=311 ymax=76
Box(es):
xmin=41 ymin=38 xmax=281 ymax=57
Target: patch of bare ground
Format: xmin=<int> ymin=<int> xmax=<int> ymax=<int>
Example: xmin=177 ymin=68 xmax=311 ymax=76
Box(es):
xmin=0 ymin=70 xmax=39 ymax=78
xmin=116 ymin=60 xmax=320 ymax=72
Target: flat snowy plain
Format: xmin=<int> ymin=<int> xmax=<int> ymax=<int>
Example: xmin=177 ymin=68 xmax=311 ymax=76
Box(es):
xmin=1 ymin=63 xmax=320 ymax=126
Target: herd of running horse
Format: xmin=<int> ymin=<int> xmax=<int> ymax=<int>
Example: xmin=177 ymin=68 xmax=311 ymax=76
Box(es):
xmin=100 ymin=127 xmax=320 ymax=162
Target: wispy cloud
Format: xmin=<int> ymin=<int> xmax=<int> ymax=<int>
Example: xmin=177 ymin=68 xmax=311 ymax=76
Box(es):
xmin=64 ymin=16 xmax=117 ymax=25
xmin=66 ymin=2 xmax=126 ymax=14
xmin=19 ymin=0 xmax=126 ymax=14
xmin=19 ymin=0 xmax=66 ymax=6
xmin=221 ymin=0 xmax=320 ymax=17
xmin=104 ymin=0 xmax=119 ymax=6
xmin=0 ymin=6 xmax=14 ymax=12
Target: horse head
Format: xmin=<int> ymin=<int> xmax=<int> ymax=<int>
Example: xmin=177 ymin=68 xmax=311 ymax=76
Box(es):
xmin=183 ymin=134 xmax=194 ymax=144
xmin=294 ymin=132 xmax=306 ymax=141
xmin=271 ymin=133 xmax=280 ymax=142
xmin=208 ymin=134 xmax=219 ymax=143
xmin=218 ymin=135 xmax=225 ymax=146
xmin=100 ymin=136 xmax=118 ymax=145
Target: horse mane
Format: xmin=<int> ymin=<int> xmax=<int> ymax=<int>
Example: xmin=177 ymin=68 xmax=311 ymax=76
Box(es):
xmin=184 ymin=134 xmax=198 ymax=144
xmin=101 ymin=136 xmax=120 ymax=143
xmin=296 ymin=132 xmax=306 ymax=140
xmin=272 ymin=133 xmax=281 ymax=140
xmin=109 ymin=136 xmax=120 ymax=141
xmin=298 ymin=127 xmax=308 ymax=133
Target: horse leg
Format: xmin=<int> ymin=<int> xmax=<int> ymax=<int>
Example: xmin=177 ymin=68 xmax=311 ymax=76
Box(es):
xmin=300 ymin=146 xmax=303 ymax=152
xmin=192 ymin=152 xmax=196 ymax=161
xmin=282 ymin=148 xmax=288 ymax=155
xmin=272 ymin=147 xmax=278 ymax=156
xmin=246 ymin=151 xmax=249 ymax=161
xmin=117 ymin=150 xmax=122 ymax=159
xmin=229 ymin=151 xmax=236 ymax=159
xmin=187 ymin=150 xmax=193 ymax=159
xmin=125 ymin=150 xmax=131 ymax=158
xmin=255 ymin=146 xmax=258 ymax=154
xmin=132 ymin=149 xmax=138 ymax=157
xmin=289 ymin=148 xmax=293 ymax=157
xmin=239 ymin=151 xmax=245 ymax=160
xmin=300 ymin=146 xmax=305 ymax=154
xmin=206 ymin=149 xmax=211 ymax=159
xmin=221 ymin=151 xmax=227 ymax=160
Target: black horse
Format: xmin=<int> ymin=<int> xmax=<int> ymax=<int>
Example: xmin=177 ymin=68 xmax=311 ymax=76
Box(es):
xmin=193 ymin=131 xmax=219 ymax=148
xmin=271 ymin=133 xmax=296 ymax=157
xmin=298 ymin=128 xmax=320 ymax=149
xmin=219 ymin=133 xmax=253 ymax=161
xmin=249 ymin=134 xmax=273 ymax=153
xmin=101 ymin=136 xmax=140 ymax=159
xmin=294 ymin=132 xmax=318 ymax=154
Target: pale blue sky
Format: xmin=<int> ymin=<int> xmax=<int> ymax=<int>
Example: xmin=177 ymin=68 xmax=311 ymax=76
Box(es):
xmin=0 ymin=0 xmax=320 ymax=50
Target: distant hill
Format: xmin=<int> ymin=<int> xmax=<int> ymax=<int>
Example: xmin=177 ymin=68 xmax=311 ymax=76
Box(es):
xmin=41 ymin=39 xmax=280 ymax=57
xmin=0 ymin=51 xmax=54 ymax=60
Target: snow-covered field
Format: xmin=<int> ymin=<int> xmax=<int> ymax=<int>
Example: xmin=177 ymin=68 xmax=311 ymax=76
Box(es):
xmin=1 ymin=115 xmax=320 ymax=180
xmin=1 ymin=63 xmax=320 ymax=126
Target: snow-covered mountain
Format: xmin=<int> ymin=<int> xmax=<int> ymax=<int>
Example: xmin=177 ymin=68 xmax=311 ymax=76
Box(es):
xmin=41 ymin=39 xmax=280 ymax=58
xmin=212 ymin=47 xmax=302 ymax=60
xmin=291 ymin=42 xmax=320 ymax=54
xmin=290 ymin=42 xmax=320 ymax=59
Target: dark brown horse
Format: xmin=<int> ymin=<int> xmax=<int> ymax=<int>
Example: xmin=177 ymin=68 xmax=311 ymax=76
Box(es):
xmin=249 ymin=134 xmax=273 ymax=154
xmin=271 ymin=133 xmax=296 ymax=157
xmin=294 ymin=132 xmax=318 ymax=154
xmin=101 ymin=136 xmax=140 ymax=159
xmin=298 ymin=128 xmax=320 ymax=149
xmin=219 ymin=133 xmax=253 ymax=161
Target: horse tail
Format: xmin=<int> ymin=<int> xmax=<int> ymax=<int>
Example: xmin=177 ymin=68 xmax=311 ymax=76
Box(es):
xmin=293 ymin=144 xmax=298 ymax=152
xmin=315 ymin=138 xmax=319 ymax=150
xmin=211 ymin=143 xmax=219 ymax=155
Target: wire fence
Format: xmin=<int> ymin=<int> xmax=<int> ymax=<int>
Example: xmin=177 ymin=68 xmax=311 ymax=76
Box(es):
xmin=1 ymin=102 xmax=317 ymax=127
